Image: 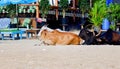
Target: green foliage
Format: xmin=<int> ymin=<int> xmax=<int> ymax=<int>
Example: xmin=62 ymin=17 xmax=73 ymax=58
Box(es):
xmin=0 ymin=6 xmax=3 ymax=13
xmin=6 ymin=4 xmax=16 ymax=18
xmin=110 ymin=22 xmax=116 ymax=30
xmin=89 ymin=0 xmax=107 ymax=27
xmin=22 ymin=18 xmax=31 ymax=27
xmin=107 ymin=3 xmax=120 ymax=30
xmin=93 ymin=0 xmax=101 ymax=4
xmin=107 ymin=3 xmax=120 ymax=22
xmin=39 ymin=0 xmax=50 ymax=18
xmin=78 ymin=0 xmax=90 ymax=15
xmin=59 ymin=0 xmax=69 ymax=18
xmin=59 ymin=0 xmax=69 ymax=10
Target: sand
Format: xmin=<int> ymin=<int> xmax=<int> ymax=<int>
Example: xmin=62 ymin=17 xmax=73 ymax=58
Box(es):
xmin=0 ymin=39 xmax=120 ymax=69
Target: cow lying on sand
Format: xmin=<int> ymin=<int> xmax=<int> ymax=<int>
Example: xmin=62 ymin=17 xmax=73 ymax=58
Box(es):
xmin=38 ymin=25 xmax=84 ymax=45
xmin=79 ymin=28 xmax=120 ymax=45
xmin=100 ymin=29 xmax=120 ymax=45
xmin=79 ymin=28 xmax=101 ymax=45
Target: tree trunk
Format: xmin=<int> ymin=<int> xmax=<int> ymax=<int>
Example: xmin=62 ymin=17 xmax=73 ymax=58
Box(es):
xmin=62 ymin=9 xmax=66 ymax=18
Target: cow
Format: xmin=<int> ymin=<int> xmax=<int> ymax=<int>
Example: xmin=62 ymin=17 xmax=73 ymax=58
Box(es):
xmin=100 ymin=29 xmax=120 ymax=45
xmin=78 ymin=28 xmax=103 ymax=45
xmin=79 ymin=28 xmax=95 ymax=45
xmin=79 ymin=28 xmax=120 ymax=45
xmin=38 ymin=25 xmax=84 ymax=45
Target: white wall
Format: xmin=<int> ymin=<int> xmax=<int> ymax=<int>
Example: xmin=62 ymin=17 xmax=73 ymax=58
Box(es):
xmin=49 ymin=0 xmax=56 ymax=6
xmin=39 ymin=0 xmax=72 ymax=6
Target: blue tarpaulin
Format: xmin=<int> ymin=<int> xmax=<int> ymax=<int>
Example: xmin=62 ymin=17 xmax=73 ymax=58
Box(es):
xmin=0 ymin=0 xmax=37 ymax=6
xmin=9 ymin=0 xmax=37 ymax=4
xmin=0 ymin=18 xmax=11 ymax=28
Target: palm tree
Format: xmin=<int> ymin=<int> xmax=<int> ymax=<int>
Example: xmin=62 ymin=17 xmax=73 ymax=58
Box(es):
xmin=6 ymin=4 xmax=16 ymax=18
xmin=39 ymin=0 xmax=50 ymax=19
xmin=78 ymin=0 xmax=90 ymax=29
xmin=59 ymin=0 xmax=69 ymax=19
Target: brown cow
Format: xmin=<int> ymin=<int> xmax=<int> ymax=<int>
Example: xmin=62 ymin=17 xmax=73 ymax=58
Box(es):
xmin=100 ymin=29 xmax=120 ymax=45
xmin=39 ymin=29 xmax=84 ymax=45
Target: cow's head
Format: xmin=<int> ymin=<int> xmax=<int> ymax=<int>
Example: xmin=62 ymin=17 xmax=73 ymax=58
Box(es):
xmin=79 ymin=29 xmax=95 ymax=45
xmin=38 ymin=24 xmax=53 ymax=36
xmin=79 ymin=29 xmax=94 ymax=39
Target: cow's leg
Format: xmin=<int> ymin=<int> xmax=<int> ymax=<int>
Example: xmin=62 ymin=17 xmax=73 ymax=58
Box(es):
xmin=43 ymin=39 xmax=55 ymax=45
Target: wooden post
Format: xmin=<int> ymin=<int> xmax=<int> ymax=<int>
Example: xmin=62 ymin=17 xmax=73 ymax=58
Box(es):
xmin=73 ymin=0 xmax=76 ymax=22
xmin=36 ymin=1 xmax=39 ymax=18
xmin=73 ymin=0 xmax=75 ymax=8
xmin=55 ymin=0 xmax=58 ymax=20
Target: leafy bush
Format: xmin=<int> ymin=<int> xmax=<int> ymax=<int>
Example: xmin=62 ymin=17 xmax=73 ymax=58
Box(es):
xmin=89 ymin=0 xmax=107 ymax=27
xmin=59 ymin=0 xmax=69 ymax=18
xmin=107 ymin=3 xmax=120 ymax=30
xmin=78 ymin=0 xmax=90 ymax=17
xmin=107 ymin=3 xmax=120 ymax=22
xmin=39 ymin=0 xmax=50 ymax=18
xmin=6 ymin=4 xmax=16 ymax=18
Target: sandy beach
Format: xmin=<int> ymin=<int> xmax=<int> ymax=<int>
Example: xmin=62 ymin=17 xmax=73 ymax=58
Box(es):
xmin=0 ymin=39 xmax=120 ymax=69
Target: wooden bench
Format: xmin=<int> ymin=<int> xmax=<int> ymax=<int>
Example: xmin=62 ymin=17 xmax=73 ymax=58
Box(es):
xmin=26 ymin=29 xmax=40 ymax=39
xmin=0 ymin=29 xmax=25 ymax=40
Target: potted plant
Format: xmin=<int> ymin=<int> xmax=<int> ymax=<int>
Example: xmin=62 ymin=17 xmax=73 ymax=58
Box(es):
xmin=107 ymin=3 xmax=120 ymax=30
xmin=0 ymin=6 xmax=3 ymax=13
xmin=59 ymin=0 xmax=69 ymax=24
xmin=78 ymin=0 xmax=90 ymax=28
xmin=78 ymin=0 xmax=90 ymax=18
xmin=39 ymin=0 xmax=50 ymax=22
xmin=22 ymin=18 xmax=31 ymax=29
xmin=89 ymin=0 xmax=107 ymax=36
xmin=6 ymin=4 xmax=16 ymax=18
xmin=6 ymin=4 xmax=19 ymax=29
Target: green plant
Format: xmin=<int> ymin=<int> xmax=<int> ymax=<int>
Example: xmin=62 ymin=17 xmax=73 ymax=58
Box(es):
xmin=6 ymin=4 xmax=16 ymax=18
xmin=110 ymin=22 xmax=116 ymax=30
xmin=39 ymin=0 xmax=50 ymax=18
xmin=108 ymin=4 xmax=120 ymax=22
xmin=93 ymin=0 xmax=101 ymax=4
xmin=59 ymin=0 xmax=69 ymax=18
xmin=0 ymin=6 xmax=3 ymax=13
xmin=22 ymin=18 xmax=31 ymax=28
xmin=78 ymin=0 xmax=90 ymax=18
xmin=107 ymin=3 xmax=120 ymax=30
xmin=89 ymin=0 xmax=107 ymax=28
xmin=89 ymin=0 xmax=107 ymax=36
